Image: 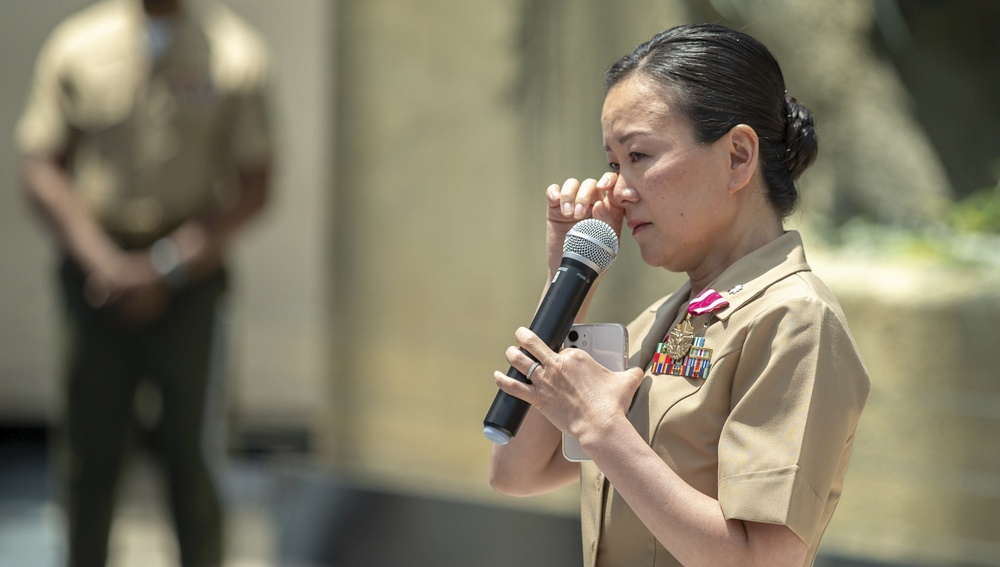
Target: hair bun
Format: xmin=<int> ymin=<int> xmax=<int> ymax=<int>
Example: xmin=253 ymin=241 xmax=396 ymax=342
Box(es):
xmin=783 ymin=94 xmax=818 ymax=180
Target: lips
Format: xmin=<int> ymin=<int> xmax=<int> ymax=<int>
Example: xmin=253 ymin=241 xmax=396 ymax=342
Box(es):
xmin=627 ymin=219 xmax=651 ymax=234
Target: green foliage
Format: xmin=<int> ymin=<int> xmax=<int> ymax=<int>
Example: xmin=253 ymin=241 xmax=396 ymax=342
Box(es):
xmin=817 ymin=181 xmax=1000 ymax=270
xmin=947 ymin=184 xmax=1000 ymax=234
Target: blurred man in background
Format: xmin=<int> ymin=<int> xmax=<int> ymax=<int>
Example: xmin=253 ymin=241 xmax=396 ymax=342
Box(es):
xmin=15 ymin=0 xmax=274 ymax=564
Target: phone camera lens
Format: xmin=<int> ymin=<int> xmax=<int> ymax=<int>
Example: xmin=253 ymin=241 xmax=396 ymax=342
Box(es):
xmin=568 ymin=330 xmax=579 ymax=342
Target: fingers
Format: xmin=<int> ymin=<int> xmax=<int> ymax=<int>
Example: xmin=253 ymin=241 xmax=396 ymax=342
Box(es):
xmin=503 ymin=346 xmax=537 ymax=379
xmin=548 ymin=173 xmax=618 ymax=222
xmin=500 ymin=327 xmax=555 ymax=379
xmin=496 ymin=340 xmax=538 ymax=404
xmin=83 ymin=275 xmax=114 ymax=308
xmin=595 ymin=171 xmax=617 ymax=194
xmin=496 ymin=326 xmax=556 ymax=398
xmin=513 ymin=326 xmax=558 ymax=366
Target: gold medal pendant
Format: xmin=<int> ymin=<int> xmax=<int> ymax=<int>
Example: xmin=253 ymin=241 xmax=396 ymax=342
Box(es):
xmin=651 ymin=289 xmax=731 ymax=379
xmin=664 ymin=317 xmax=695 ymax=360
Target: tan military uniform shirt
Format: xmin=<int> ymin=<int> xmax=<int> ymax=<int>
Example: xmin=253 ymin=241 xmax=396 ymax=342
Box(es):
xmin=581 ymin=231 xmax=870 ymax=567
xmin=16 ymin=0 xmax=273 ymax=244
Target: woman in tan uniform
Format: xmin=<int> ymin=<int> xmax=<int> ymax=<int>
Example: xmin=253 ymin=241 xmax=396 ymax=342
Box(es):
xmin=490 ymin=24 xmax=869 ymax=567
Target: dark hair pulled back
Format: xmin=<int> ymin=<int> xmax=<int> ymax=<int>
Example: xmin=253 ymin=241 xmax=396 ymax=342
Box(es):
xmin=604 ymin=23 xmax=817 ymax=217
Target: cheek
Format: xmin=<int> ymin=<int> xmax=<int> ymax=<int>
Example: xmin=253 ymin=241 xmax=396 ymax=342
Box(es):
xmin=652 ymin=159 xmax=724 ymax=216
xmin=641 ymin=166 xmax=693 ymax=221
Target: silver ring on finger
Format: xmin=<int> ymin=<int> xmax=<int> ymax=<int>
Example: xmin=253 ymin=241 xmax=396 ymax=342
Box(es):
xmin=525 ymin=361 xmax=541 ymax=382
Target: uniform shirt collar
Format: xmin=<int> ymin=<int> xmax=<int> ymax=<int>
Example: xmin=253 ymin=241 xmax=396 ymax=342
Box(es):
xmin=643 ymin=231 xmax=811 ymax=319
xmin=704 ymin=230 xmax=811 ymax=322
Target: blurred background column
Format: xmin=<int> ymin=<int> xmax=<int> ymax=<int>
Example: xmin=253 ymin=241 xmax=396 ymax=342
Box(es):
xmin=323 ymin=0 xmax=545 ymax=501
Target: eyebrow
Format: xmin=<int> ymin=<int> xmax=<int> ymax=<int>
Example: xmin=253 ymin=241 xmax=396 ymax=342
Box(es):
xmin=603 ymin=129 xmax=653 ymax=152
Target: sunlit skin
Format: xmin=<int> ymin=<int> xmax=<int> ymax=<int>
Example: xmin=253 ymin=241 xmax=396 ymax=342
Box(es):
xmin=489 ymin=74 xmax=807 ymax=566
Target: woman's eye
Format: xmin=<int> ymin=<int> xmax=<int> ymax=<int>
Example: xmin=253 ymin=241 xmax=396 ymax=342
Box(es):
xmin=608 ymin=162 xmax=620 ymax=172
xmin=629 ymin=152 xmax=645 ymax=162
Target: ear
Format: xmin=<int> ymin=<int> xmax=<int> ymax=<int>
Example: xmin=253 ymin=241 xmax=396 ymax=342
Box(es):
xmin=725 ymin=124 xmax=758 ymax=195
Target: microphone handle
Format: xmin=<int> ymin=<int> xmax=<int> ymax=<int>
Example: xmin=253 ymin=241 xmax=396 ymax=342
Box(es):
xmin=483 ymin=257 xmax=597 ymax=443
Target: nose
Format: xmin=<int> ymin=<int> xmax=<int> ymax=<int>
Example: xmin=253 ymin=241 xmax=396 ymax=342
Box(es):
xmin=609 ymin=174 xmax=638 ymax=207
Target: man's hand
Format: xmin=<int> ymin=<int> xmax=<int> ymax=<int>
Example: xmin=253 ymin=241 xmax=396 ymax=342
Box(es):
xmin=84 ymin=251 xmax=171 ymax=326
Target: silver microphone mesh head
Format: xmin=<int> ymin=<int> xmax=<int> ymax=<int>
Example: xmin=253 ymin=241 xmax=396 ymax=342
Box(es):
xmin=563 ymin=219 xmax=619 ymax=274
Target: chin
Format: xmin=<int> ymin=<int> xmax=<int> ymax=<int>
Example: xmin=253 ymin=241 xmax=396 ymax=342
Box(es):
xmin=638 ymin=248 xmax=670 ymax=270
xmin=638 ymin=246 xmax=685 ymax=273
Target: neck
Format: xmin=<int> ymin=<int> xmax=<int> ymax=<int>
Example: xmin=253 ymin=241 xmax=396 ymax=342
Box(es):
xmin=687 ymin=196 xmax=783 ymax=298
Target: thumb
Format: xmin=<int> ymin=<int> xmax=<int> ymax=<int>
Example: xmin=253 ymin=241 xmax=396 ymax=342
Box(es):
xmin=592 ymin=200 xmax=625 ymax=237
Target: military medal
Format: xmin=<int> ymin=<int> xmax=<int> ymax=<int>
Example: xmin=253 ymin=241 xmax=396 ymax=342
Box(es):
xmin=652 ymin=288 xmax=730 ymax=379
xmin=663 ymin=316 xmax=695 ymax=359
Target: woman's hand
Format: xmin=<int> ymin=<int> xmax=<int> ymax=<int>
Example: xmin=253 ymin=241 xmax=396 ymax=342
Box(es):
xmin=544 ymin=172 xmax=624 ymax=274
xmin=489 ymin=173 xmax=631 ymax=497
xmin=495 ymin=327 xmax=644 ymax=440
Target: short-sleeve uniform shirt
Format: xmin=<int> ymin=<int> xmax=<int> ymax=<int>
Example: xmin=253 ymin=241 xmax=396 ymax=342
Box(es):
xmin=16 ymin=0 xmax=273 ymax=244
xmin=580 ymin=231 xmax=870 ymax=567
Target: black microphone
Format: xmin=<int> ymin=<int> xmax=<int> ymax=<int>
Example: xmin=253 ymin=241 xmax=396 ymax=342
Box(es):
xmin=483 ymin=218 xmax=619 ymax=445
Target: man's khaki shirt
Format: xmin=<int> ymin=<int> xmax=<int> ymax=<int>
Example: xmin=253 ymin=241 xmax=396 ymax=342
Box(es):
xmin=16 ymin=0 xmax=273 ymax=243
xmin=581 ymin=231 xmax=870 ymax=567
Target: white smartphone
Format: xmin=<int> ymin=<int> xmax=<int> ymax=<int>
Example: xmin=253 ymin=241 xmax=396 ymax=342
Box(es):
xmin=561 ymin=323 xmax=629 ymax=462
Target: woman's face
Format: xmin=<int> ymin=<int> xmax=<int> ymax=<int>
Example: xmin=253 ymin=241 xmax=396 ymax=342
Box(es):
xmin=602 ymin=76 xmax=738 ymax=273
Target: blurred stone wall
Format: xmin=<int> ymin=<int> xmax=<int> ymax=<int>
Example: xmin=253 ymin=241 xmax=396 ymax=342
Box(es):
xmin=813 ymin=251 xmax=1000 ymax=565
xmin=0 ymin=3 xmax=74 ymax=422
